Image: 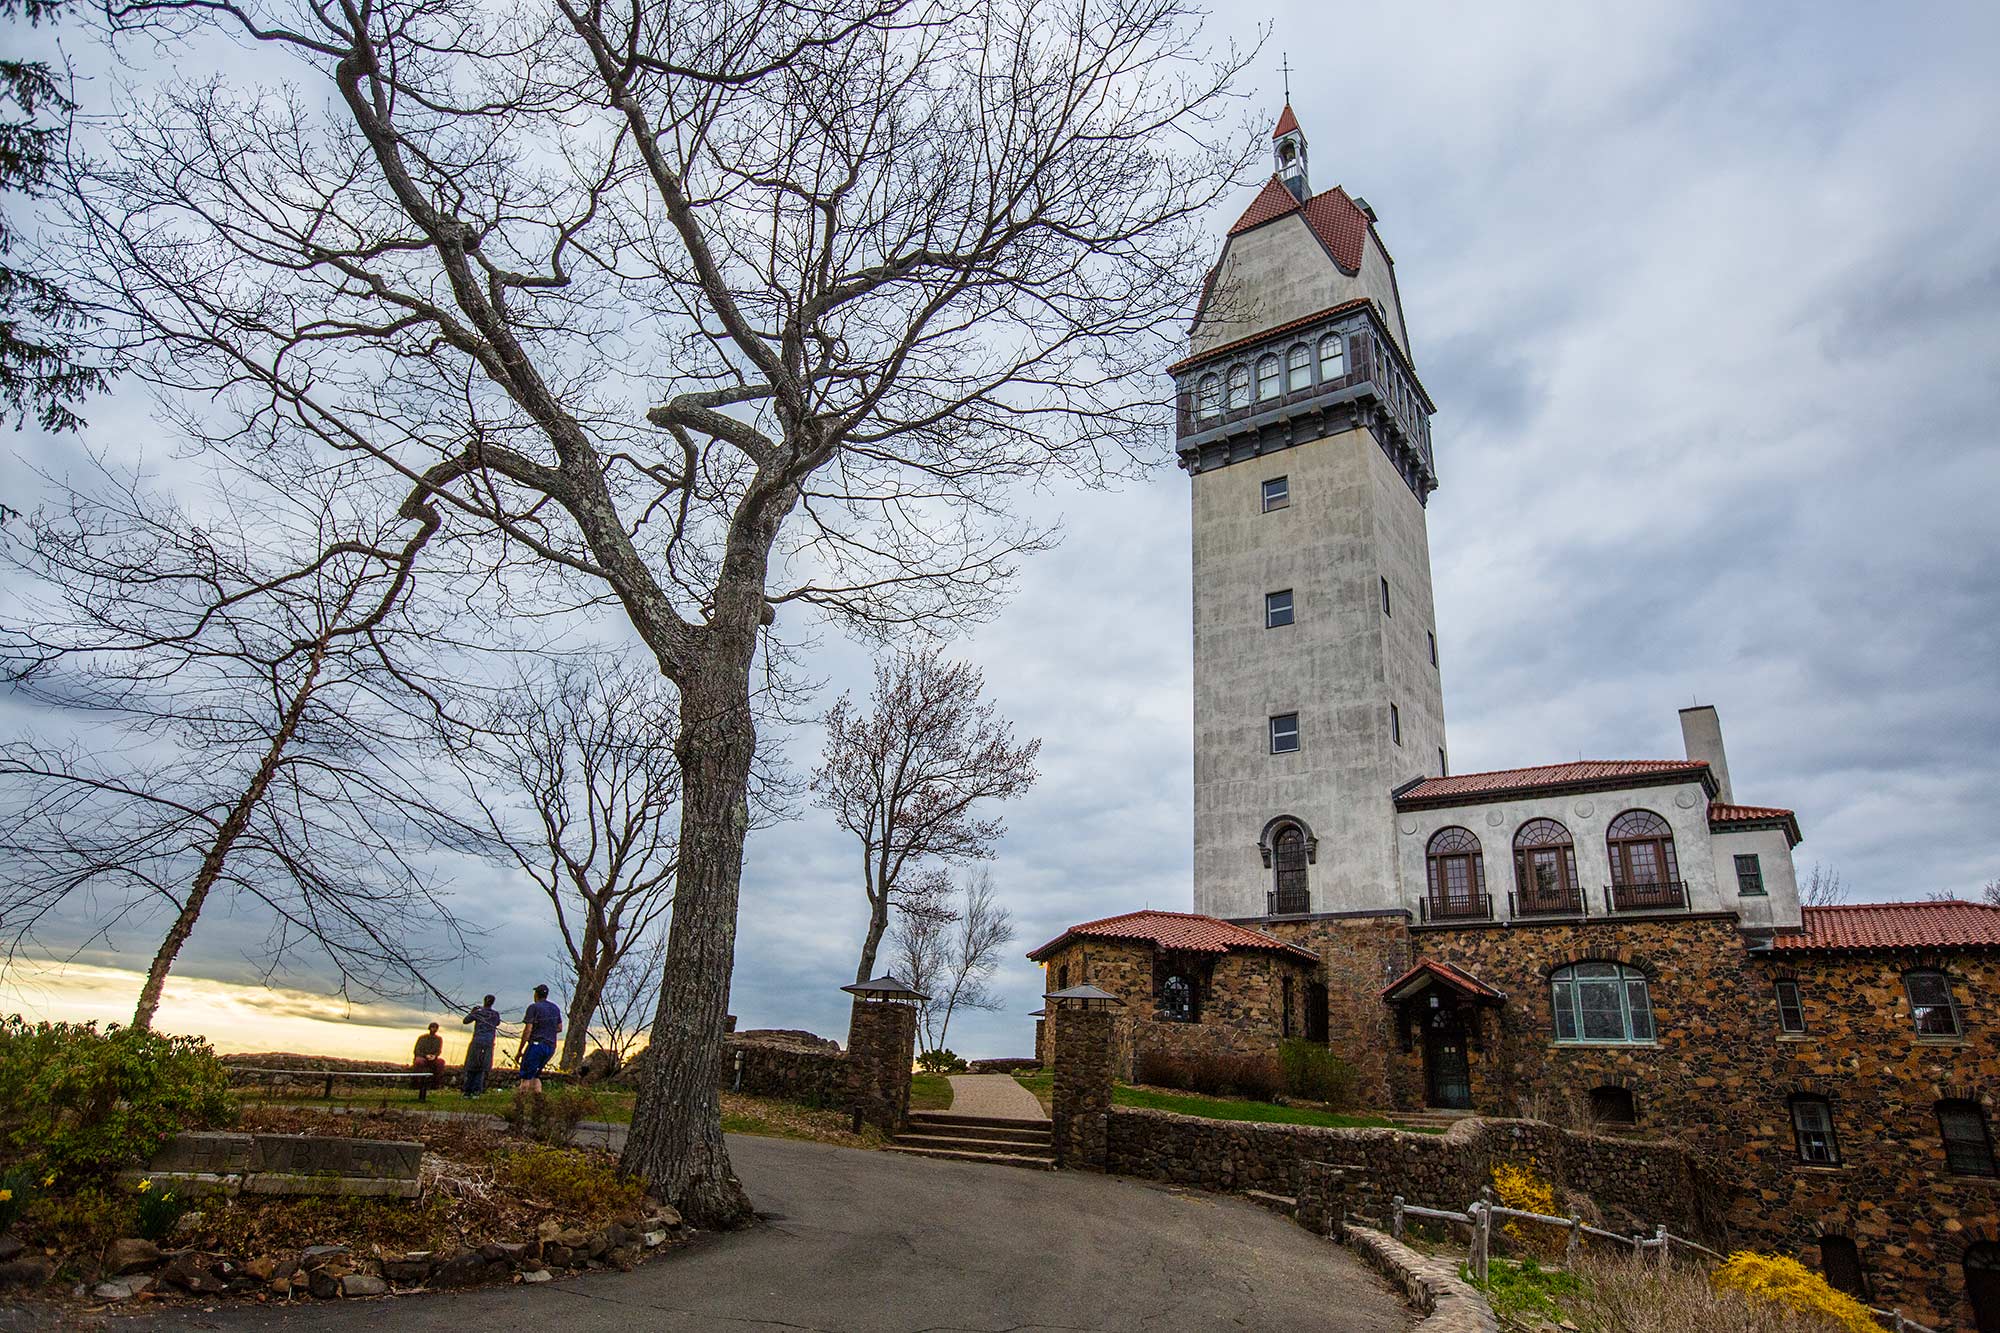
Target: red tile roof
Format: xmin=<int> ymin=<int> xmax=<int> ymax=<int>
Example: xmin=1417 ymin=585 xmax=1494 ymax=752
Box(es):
xmin=1027 ymin=909 xmax=1318 ymax=963
xmin=1226 ymin=178 xmax=1372 ymax=273
xmin=1395 ymin=760 xmax=1714 ymax=808
xmin=1769 ymin=901 xmax=2000 ymax=953
xmin=1709 ymin=801 xmax=1803 ymax=847
xmin=1380 ymin=958 xmax=1506 ymax=1004
xmin=1273 ymin=102 xmax=1301 ymax=139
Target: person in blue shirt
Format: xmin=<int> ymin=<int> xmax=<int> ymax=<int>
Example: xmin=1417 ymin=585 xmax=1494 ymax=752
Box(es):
xmin=460 ymin=994 xmax=501 ymax=1096
xmin=515 ymin=984 xmax=563 ymax=1093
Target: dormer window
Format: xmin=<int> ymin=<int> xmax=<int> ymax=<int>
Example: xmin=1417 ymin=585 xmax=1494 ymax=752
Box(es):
xmin=1197 ymin=373 xmax=1220 ymax=420
xmin=1256 ymin=355 xmax=1280 ymax=401
xmin=1287 ymin=343 xmax=1311 ymax=391
xmin=1318 ymin=334 xmax=1345 ymax=381
xmin=1227 ymin=364 xmax=1250 ymax=410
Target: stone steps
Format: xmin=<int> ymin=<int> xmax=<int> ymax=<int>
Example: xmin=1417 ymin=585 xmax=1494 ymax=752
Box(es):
xmin=902 ymin=1117 xmax=1051 ymax=1146
xmin=890 ymin=1110 xmax=1055 ymax=1170
xmin=907 ymin=1111 xmax=1051 ymax=1133
xmin=884 ymin=1144 xmax=1057 ymax=1170
xmin=891 ymin=1131 xmax=1055 ymax=1158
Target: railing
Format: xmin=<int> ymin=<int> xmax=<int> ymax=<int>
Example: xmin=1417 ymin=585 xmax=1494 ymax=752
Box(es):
xmin=1420 ymin=893 xmax=1493 ymax=923
xmin=1606 ymin=879 xmax=1689 ymax=913
xmin=1267 ymin=888 xmax=1311 ymax=917
xmin=1509 ymin=887 xmax=1586 ymax=918
xmin=1388 ymin=1193 xmax=1936 ymax=1333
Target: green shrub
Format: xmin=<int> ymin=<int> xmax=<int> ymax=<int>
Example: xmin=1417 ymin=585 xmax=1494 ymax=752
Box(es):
xmin=499 ymin=1145 xmax=644 ymax=1215
xmin=0 ymin=1163 xmax=45 ymax=1232
xmin=132 ymin=1178 xmax=190 ymax=1240
xmin=1134 ymin=1048 xmax=1283 ymax=1101
xmin=506 ymin=1086 xmax=600 ymax=1145
xmin=916 ymin=1049 xmax=967 ymax=1074
xmin=0 ymin=1017 xmax=234 ymax=1179
xmin=21 ymin=1184 xmax=133 ymax=1252
xmin=1278 ymin=1039 xmax=1358 ymax=1108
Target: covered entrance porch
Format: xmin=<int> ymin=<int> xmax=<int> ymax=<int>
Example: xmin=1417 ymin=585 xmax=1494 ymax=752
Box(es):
xmin=1380 ymin=959 xmax=1506 ymax=1111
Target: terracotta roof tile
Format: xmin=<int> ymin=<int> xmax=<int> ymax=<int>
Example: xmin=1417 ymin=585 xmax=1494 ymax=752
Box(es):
xmin=1380 ymin=958 xmax=1506 ymax=1004
xmin=1273 ymin=103 xmax=1301 ymax=139
xmin=1768 ymin=901 xmax=2000 ymax=953
xmin=1396 ymin=760 xmax=1713 ymax=808
xmin=1709 ymin=801 xmax=1803 ymax=847
xmin=1027 ymin=909 xmax=1317 ymax=963
xmin=1225 ymin=179 xmax=1371 ymax=273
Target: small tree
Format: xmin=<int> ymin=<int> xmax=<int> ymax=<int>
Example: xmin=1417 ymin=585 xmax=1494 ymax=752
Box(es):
xmin=893 ymin=869 xmax=1015 ymax=1055
xmin=1801 ymin=863 xmax=1846 ymax=908
xmin=813 ymin=647 xmax=1039 ymax=985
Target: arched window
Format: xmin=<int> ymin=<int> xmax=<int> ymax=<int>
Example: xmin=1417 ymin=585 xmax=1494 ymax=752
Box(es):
xmin=1197 ymin=373 xmax=1220 ymax=419
xmin=1550 ymin=962 xmax=1654 ymax=1044
xmin=1939 ymin=1100 xmax=1998 ymax=1176
xmin=1607 ymin=810 xmax=1679 ymax=887
xmin=1057 ymin=964 xmax=1071 ymax=991
xmin=1286 ymin=343 xmax=1311 ymax=391
xmin=1789 ymin=1094 xmax=1840 ymax=1165
xmin=1513 ymin=818 xmax=1580 ymax=913
xmin=1255 ymin=355 xmax=1281 ymax=400
xmin=1905 ymin=968 xmax=1963 ymax=1037
xmin=1272 ymin=823 xmax=1309 ymax=913
xmin=1817 ymin=1236 xmax=1868 ymax=1301
xmin=1425 ymin=827 xmax=1486 ymax=916
xmin=1588 ymin=1085 xmax=1637 ymax=1125
xmin=1159 ymin=973 xmax=1197 ymax=1023
xmin=1967 ymin=1242 xmax=2000 ymax=1333
xmin=1227 ymin=363 xmax=1250 ymax=409
xmin=1318 ymin=333 xmax=1345 ymax=381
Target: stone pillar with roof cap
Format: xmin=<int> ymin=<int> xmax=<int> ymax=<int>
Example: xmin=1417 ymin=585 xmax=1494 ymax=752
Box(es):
xmin=1049 ymin=984 xmax=1121 ymax=1170
xmin=843 ymin=976 xmax=922 ymax=1132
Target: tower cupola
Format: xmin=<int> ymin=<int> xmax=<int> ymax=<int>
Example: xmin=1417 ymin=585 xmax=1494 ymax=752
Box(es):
xmin=1273 ymin=103 xmax=1309 ymax=201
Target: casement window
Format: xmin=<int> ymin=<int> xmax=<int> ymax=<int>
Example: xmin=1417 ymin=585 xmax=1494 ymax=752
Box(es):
xmin=1197 ymin=374 xmax=1220 ymax=419
xmin=1269 ymin=713 xmax=1300 ymax=754
xmin=1318 ymin=332 xmax=1345 ymax=380
xmin=1550 ymin=962 xmax=1655 ymax=1044
xmin=1380 ymin=576 xmax=1392 ymax=615
xmin=1424 ymin=827 xmax=1485 ymax=912
xmin=1513 ymin=818 xmax=1581 ymax=912
xmin=1159 ymin=973 xmax=1198 ymax=1023
xmin=1390 ymin=703 xmax=1402 ymax=745
xmin=1261 ymin=476 xmax=1290 ymax=511
xmin=1904 ymin=968 xmax=1964 ymax=1038
xmin=1265 ymin=589 xmax=1294 ymax=628
xmin=1606 ymin=810 xmax=1680 ymax=891
xmin=1734 ymin=853 xmax=1766 ymax=895
xmin=1286 ymin=343 xmax=1312 ymax=391
xmin=1256 ymin=355 xmax=1281 ymax=401
xmin=1227 ymin=363 xmax=1250 ymax=409
xmin=1789 ymin=1095 xmax=1840 ymax=1166
xmin=1775 ymin=979 xmax=1806 ymax=1034
xmin=1938 ymin=1100 xmax=1999 ymax=1177
xmin=1271 ymin=822 xmax=1310 ymax=911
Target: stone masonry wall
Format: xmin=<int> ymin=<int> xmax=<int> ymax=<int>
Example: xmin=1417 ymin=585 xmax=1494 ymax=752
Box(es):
xmin=723 ymin=1037 xmax=847 ymax=1106
xmin=1260 ymin=913 xmax=1413 ymax=1105
xmin=844 ymin=999 xmax=917 ymax=1131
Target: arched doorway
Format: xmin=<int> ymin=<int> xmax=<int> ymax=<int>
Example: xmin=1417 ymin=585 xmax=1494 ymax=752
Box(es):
xmin=1967 ymin=1242 xmax=2000 ymax=1333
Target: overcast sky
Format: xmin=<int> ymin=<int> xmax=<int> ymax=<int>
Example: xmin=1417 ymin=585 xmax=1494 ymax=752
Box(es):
xmin=5 ymin=1 xmax=1998 ymax=1060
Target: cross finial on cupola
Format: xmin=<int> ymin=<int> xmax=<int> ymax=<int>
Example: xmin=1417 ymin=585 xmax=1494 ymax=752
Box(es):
xmin=1273 ymin=91 xmax=1309 ymax=203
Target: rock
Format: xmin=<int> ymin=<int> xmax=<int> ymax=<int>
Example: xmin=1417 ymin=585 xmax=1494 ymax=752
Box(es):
xmin=173 ymin=1211 xmax=207 ymax=1236
xmin=605 ymin=1243 xmax=641 ymax=1270
xmin=0 ymin=1235 xmax=22 ymax=1263
xmin=536 ymin=1217 xmax=563 ymax=1243
xmin=600 ymin=1222 xmax=632 ymax=1250
xmin=521 ymin=1268 xmax=553 ymax=1283
xmin=383 ymin=1253 xmax=435 ymax=1283
xmin=92 ymin=1275 xmax=154 ymax=1301
xmin=577 ymin=1048 xmax=620 ymax=1084
xmin=648 ymin=1205 xmax=683 ymax=1229
xmin=540 ymin=1244 xmax=572 ymax=1268
xmin=104 ymin=1237 xmax=162 ymax=1275
xmin=242 ymin=1256 xmax=277 ymax=1282
xmin=0 ymin=1255 xmax=53 ymax=1290
xmin=266 ymin=1273 xmax=295 ymax=1298
xmin=641 ymin=1229 xmax=668 ymax=1249
xmin=160 ymin=1250 xmax=228 ymax=1295
xmin=307 ymin=1267 xmax=342 ymax=1300
xmin=340 ymin=1273 xmax=389 ymax=1297
xmin=300 ymin=1243 xmax=350 ymax=1268
xmin=430 ymin=1249 xmax=489 ymax=1289
xmin=480 ymin=1241 xmax=528 ymax=1265
xmin=555 ymin=1227 xmax=589 ymax=1249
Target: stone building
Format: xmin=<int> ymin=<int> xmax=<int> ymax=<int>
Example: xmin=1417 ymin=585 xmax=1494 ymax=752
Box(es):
xmin=1034 ymin=103 xmax=2000 ymax=1331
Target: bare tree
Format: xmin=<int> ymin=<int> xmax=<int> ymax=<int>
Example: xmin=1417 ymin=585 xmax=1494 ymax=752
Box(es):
xmin=1983 ymin=879 xmax=2000 ymax=909
xmin=461 ymin=658 xmax=681 ymax=1073
xmin=812 ymin=646 xmax=1040 ymax=984
xmin=0 ymin=454 xmax=476 ymax=1028
xmin=65 ymin=0 xmax=1255 ymax=1222
xmin=1801 ymin=863 xmax=1846 ymax=908
xmin=910 ymin=869 xmax=1014 ymax=1055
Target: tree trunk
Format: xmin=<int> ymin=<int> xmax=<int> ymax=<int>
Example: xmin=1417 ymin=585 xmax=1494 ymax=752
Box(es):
xmin=132 ymin=642 xmax=328 ymax=1031
xmin=619 ymin=666 xmax=756 ymax=1228
xmin=854 ymin=892 xmax=890 ymax=985
xmin=562 ymin=957 xmax=609 ymax=1072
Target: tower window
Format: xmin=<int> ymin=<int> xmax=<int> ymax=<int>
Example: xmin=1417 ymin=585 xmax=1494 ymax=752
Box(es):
xmin=1438 ymin=746 xmax=1447 ymax=776
xmin=1380 ymin=577 xmax=1392 ymax=616
xmin=1261 ymin=476 xmax=1290 ymax=511
xmin=1265 ymin=589 xmax=1294 ymax=628
xmin=1256 ymin=355 xmax=1280 ymax=401
xmin=1269 ymin=713 xmax=1300 ymax=754
xmin=1318 ymin=333 xmax=1345 ymax=381
xmin=1272 ymin=823 xmax=1309 ymax=914
xmin=1789 ymin=1094 xmax=1840 ymax=1166
xmin=1428 ymin=631 xmax=1438 ymax=666
xmin=1227 ymin=363 xmax=1250 ymax=409
xmin=1775 ymin=979 xmax=1806 ymax=1033
xmin=1197 ymin=374 xmax=1220 ymax=420
xmin=1735 ymin=853 xmax=1765 ymax=895
xmin=1286 ymin=343 xmax=1311 ymax=391
xmin=1390 ymin=703 xmax=1401 ymax=745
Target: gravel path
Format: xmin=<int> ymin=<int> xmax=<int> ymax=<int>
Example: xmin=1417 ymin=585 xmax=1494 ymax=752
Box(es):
xmin=942 ymin=1072 xmax=1048 ymax=1121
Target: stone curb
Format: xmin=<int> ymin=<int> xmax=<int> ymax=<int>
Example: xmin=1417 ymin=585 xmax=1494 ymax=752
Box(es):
xmin=1343 ymin=1224 xmax=1498 ymax=1333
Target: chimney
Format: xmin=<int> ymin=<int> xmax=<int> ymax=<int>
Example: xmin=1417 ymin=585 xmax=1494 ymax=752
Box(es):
xmin=1678 ymin=705 xmax=1733 ymax=805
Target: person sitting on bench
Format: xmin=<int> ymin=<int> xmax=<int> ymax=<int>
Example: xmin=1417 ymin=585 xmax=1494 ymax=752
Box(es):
xmin=412 ymin=1023 xmax=447 ymax=1087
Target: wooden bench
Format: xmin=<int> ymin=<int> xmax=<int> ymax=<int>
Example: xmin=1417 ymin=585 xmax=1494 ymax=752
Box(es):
xmin=227 ymin=1066 xmax=446 ymax=1101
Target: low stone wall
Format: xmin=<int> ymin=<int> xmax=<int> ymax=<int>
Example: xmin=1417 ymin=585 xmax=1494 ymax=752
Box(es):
xmin=1346 ymin=1225 xmax=1499 ymax=1333
xmin=221 ymin=1052 xmax=539 ymax=1094
xmin=1105 ymin=1108 xmax=1704 ymax=1238
xmin=722 ymin=1036 xmax=847 ymax=1107
xmin=115 ymin=1131 xmax=422 ymax=1199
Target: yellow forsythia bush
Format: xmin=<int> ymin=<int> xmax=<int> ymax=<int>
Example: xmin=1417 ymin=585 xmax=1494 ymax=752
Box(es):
xmin=1711 ymin=1251 xmax=1879 ymax=1333
xmin=1490 ymin=1159 xmax=1559 ymax=1253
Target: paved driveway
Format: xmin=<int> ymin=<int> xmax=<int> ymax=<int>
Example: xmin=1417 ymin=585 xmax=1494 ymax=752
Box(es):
xmin=105 ymin=1135 xmax=1408 ymax=1332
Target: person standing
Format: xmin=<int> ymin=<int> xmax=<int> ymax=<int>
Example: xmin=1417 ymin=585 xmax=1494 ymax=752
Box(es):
xmin=461 ymin=994 xmax=501 ymax=1096
xmin=411 ymin=1022 xmax=447 ymax=1088
xmin=514 ymin=984 xmax=563 ymax=1094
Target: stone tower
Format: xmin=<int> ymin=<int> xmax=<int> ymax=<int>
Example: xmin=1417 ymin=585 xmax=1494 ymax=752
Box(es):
xmin=1177 ymin=104 xmax=1446 ymax=920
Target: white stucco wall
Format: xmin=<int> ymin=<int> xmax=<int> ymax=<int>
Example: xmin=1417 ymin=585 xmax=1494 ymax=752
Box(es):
xmin=1710 ymin=827 xmax=1803 ymax=930
xmin=1191 ymin=425 xmax=1447 ymax=918
xmin=1191 ymin=214 xmax=1412 ymax=361
xmin=1392 ymin=779 xmax=1728 ymax=919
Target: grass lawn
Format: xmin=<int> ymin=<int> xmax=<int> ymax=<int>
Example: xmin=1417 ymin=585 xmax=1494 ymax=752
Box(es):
xmin=908 ymin=1072 xmax=954 ymax=1110
xmin=1009 ymin=1072 xmax=1419 ymax=1131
